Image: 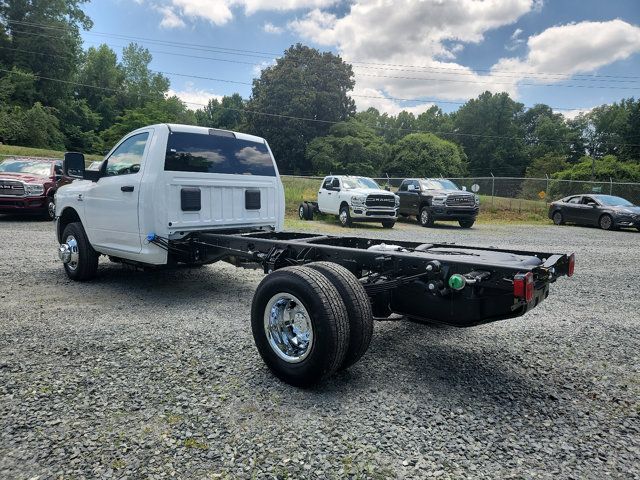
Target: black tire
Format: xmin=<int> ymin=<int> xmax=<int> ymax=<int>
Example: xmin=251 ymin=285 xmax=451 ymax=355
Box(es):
xmin=419 ymin=206 xmax=434 ymax=227
xmin=298 ymin=203 xmax=306 ymax=220
xmin=304 ymin=202 xmax=313 ymax=220
xmin=46 ymin=196 xmax=56 ymax=220
xmin=339 ymin=204 xmax=352 ymax=227
xmin=251 ymin=266 xmax=350 ymax=387
xmin=458 ymin=219 xmax=474 ymax=229
xmin=552 ymin=211 xmax=564 ymax=225
xmin=306 ymin=262 xmax=373 ymax=370
xmin=381 ymin=220 xmax=395 ymax=229
xmin=61 ymin=222 xmax=99 ymax=281
xmin=599 ymin=214 xmax=613 ymax=231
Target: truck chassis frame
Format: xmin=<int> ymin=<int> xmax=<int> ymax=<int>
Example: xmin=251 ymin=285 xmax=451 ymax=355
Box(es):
xmin=162 ymin=230 xmax=573 ymax=328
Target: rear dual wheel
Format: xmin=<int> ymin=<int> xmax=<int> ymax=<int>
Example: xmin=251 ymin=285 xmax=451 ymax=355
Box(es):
xmin=298 ymin=202 xmax=313 ymax=221
xmin=251 ymin=263 xmax=373 ymax=387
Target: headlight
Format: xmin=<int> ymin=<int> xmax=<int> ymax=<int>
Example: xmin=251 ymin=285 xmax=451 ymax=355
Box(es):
xmin=432 ymin=196 xmax=446 ymax=205
xmin=24 ymin=183 xmax=45 ymax=196
xmin=475 ymin=195 xmax=480 ymax=205
xmin=394 ymin=195 xmax=400 ymax=207
xmin=351 ymin=195 xmax=366 ymax=206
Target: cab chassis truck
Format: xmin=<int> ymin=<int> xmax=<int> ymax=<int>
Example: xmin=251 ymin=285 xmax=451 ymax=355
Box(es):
xmin=55 ymin=124 xmax=575 ymax=387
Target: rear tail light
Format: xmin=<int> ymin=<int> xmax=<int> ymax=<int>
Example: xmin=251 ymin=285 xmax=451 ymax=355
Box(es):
xmin=567 ymin=253 xmax=575 ymax=277
xmin=514 ymin=272 xmax=534 ymax=303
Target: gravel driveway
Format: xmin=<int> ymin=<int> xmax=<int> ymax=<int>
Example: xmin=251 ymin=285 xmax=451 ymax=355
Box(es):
xmin=0 ymin=217 xmax=638 ymax=479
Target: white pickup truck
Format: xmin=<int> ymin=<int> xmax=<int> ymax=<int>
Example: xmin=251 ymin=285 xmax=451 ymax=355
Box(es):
xmin=298 ymin=175 xmax=399 ymax=228
xmin=54 ymin=124 xmax=574 ymax=387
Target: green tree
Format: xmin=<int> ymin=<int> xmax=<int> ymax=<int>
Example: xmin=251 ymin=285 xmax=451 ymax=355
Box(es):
xmin=121 ymin=43 xmax=170 ymax=109
xmin=415 ymin=105 xmax=455 ymax=137
xmin=247 ymin=44 xmax=356 ymax=174
xmin=101 ymin=96 xmax=195 ymax=147
xmin=195 ymin=93 xmax=246 ymax=130
xmin=77 ymin=44 xmax=124 ymax=128
xmin=454 ymin=91 xmax=527 ymax=176
xmin=305 ymin=120 xmax=388 ymax=176
xmin=553 ymin=155 xmax=640 ymax=183
xmin=0 ymin=0 xmax=92 ymax=102
xmin=385 ymin=132 xmax=468 ymax=177
xmin=519 ymin=104 xmax=572 ymax=161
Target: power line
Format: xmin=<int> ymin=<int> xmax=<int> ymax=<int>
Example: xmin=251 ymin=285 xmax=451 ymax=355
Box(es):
xmin=0 ymin=44 xmax=614 ymax=112
xmin=6 ymin=18 xmax=640 ymax=83
xmin=1 ymin=66 xmax=638 ymax=149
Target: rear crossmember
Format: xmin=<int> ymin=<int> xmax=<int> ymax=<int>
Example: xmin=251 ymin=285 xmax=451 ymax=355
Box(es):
xmin=157 ymin=231 xmax=574 ymax=328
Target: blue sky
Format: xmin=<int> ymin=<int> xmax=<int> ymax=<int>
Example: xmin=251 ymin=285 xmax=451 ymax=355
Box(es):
xmin=82 ymin=0 xmax=640 ymax=117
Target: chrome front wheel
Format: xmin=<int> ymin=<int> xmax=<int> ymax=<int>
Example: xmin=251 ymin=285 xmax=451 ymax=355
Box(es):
xmin=263 ymin=293 xmax=314 ymax=363
xmin=64 ymin=234 xmax=80 ymax=272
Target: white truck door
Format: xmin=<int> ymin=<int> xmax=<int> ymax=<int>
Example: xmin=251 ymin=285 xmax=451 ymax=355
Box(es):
xmin=82 ymin=131 xmax=152 ymax=254
xmin=328 ymin=177 xmax=342 ymax=214
xmin=317 ymin=177 xmax=333 ymax=214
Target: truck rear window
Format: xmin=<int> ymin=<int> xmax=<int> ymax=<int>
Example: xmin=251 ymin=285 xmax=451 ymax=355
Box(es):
xmin=164 ymin=132 xmax=276 ymax=176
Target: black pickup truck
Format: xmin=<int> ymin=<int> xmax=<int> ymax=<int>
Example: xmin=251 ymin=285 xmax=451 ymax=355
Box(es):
xmin=397 ymin=178 xmax=480 ymax=228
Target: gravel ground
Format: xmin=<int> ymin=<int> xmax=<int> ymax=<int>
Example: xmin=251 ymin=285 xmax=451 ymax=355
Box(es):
xmin=0 ymin=216 xmax=638 ymax=479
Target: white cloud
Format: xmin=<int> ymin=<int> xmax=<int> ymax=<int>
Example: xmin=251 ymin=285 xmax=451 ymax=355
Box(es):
xmin=352 ymin=87 xmax=434 ymax=116
xmin=155 ymin=5 xmax=186 ymax=29
xmin=144 ymin=0 xmax=339 ymax=28
xmin=289 ymin=0 xmax=537 ymax=111
xmin=168 ymin=84 xmax=224 ymax=109
xmin=493 ymin=20 xmax=640 ymax=81
xmin=263 ymin=22 xmax=283 ymax=34
xmin=561 ymin=107 xmax=593 ymax=120
xmin=506 ymin=27 xmax=524 ymax=50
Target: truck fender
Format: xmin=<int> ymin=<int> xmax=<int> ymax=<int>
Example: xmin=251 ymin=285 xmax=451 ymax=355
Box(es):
xmin=56 ymin=207 xmax=82 ymax=243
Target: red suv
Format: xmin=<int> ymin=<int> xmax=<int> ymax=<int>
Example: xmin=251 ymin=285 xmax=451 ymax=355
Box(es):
xmin=0 ymin=157 xmax=69 ymax=219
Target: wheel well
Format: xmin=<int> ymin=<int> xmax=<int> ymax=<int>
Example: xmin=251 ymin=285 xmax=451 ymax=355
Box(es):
xmin=419 ymin=201 xmax=430 ymax=211
xmin=340 ymin=201 xmax=349 ymax=210
xmin=57 ymin=207 xmax=81 ymax=242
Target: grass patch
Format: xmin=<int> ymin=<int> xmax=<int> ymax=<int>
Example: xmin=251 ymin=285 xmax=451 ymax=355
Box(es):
xmin=0 ymin=144 xmax=102 ymax=162
xmin=184 ymin=438 xmax=208 ymax=450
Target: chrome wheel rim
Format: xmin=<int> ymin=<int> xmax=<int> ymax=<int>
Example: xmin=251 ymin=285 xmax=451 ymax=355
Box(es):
xmin=264 ymin=293 xmax=314 ymax=363
xmin=601 ymin=216 xmax=612 ymax=229
xmin=339 ymin=209 xmax=348 ymax=225
xmin=421 ymin=209 xmax=429 ymax=225
xmin=48 ymin=200 xmax=56 ymax=219
xmin=65 ymin=234 xmax=79 ymax=271
xmin=299 ymin=205 xmax=304 ymax=219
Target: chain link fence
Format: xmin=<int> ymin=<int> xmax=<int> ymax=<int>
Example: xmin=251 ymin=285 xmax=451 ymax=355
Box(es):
xmin=282 ymin=174 xmax=640 ymax=216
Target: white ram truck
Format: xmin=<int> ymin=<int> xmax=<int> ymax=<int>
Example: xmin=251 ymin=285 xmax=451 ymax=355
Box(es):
xmin=298 ymin=175 xmax=399 ymax=228
xmin=54 ymin=124 xmax=575 ymax=388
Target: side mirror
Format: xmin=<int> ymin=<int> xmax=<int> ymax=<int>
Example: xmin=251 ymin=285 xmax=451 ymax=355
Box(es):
xmin=63 ymin=152 xmax=85 ymax=179
xmin=384 ymin=185 xmax=390 ymax=191
xmin=462 ymin=186 xmax=467 ymax=191
xmin=63 ymin=152 xmax=101 ymax=182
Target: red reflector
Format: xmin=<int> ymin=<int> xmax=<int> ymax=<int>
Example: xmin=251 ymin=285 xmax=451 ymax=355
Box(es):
xmin=513 ymin=272 xmax=534 ymax=303
xmin=567 ymin=253 xmax=575 ymax=277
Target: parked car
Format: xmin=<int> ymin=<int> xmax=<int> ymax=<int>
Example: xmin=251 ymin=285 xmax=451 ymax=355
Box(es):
xmin=548 ymin=194 xmax=640 ymax=231
xmin=0 ymin=156 xmax=67 ymax=219
xmin=299 ymin=175 xmax=399 ymax=228
xmin=396 ymin=178 xmax=479 ymax=228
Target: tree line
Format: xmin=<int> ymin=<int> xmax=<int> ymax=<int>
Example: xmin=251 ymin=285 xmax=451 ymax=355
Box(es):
xmin=1 ymin=0 xmax=639 ymax=183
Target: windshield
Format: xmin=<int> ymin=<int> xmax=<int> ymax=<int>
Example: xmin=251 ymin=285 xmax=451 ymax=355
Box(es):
xmin=597 ymin=195 xmax=634 ymax=207
xmin=420 ymin=179 xmax=460 ymax=190
xmin=0 ymin=158 xmax=52 ymax=177
xmin=342 ymin=177 xmax=381 ymax=189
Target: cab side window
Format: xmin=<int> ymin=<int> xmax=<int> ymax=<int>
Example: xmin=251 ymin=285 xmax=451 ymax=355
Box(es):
xmin=582 ymin=196 xmax=598 ymax=205
xmin=331 ymin=178 xmax=340 ymax=189
xmin=105 ymin=132 xmax=149 ymax=176
xmin=567 ymin=196 xmax=581 ymax=204
xmin=322 ymin=177 xmax=333 ymax=189
xmin=399 ymin=181 xmax=408 ymax=192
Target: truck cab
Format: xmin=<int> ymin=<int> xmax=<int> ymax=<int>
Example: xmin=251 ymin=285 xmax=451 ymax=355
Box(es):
xmin=397 ymin=178 xmax=479 ymax=228
xmin=55 ymin=124 xmax=284 ymax=274
xmin=316 ymin=175 xmax=399 ymax=228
